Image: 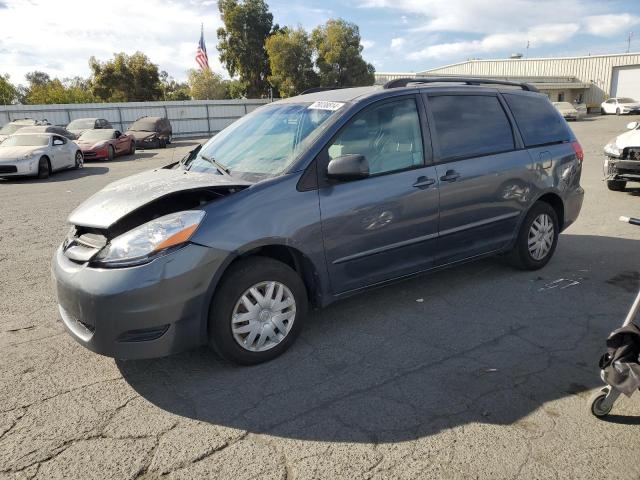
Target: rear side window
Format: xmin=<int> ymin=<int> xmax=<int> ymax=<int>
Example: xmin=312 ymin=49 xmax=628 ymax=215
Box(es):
xmin=428 ymin=95 xmax=514 ymax=161
xmin=503 ymin=93 xmax=570 ymax=147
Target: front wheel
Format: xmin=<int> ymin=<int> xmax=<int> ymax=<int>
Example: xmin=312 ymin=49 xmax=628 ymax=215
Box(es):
xmin=37 ymin=157 xmax=50 ymax=179
xmin=129 ymin=141 xmax=136 ymax=156
xmin=589 ymin=387 xmax=613 ymax=417
xmin=616 ymin=108 xmax=622 ymax=116
xmin=74 ymin=151 xmax=83 ymax=169
xmin=607 ymin=180 xmax=626 ymax=191
xmin=508 ymin=202 xmax=559 ymax=270
xmin=208 ymin=257 xmax=308 ymax=365
xmin=107 ymin=145 xmax=115 ymax=161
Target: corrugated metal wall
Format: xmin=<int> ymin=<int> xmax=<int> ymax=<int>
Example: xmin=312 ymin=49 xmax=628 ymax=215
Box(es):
xmin=0 ymin=99 xmax=271 ymax=137
xmin=420 ymin=53 xmax=640 ymax=106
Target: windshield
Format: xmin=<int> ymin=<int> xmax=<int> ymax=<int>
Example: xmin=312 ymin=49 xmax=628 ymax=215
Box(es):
xmin=67 ymin=119 xmax=95 ymax=129
xmin=129 ymin=119 xmax=158 ymax=131
xmin=186 ymin=103 xmax=340 ymax=179
xmin=618 ymin=98 xmax=636 ymax=103
xmin=80 ymin=129 xmax=114 ymax=141
xmin=1 ymin=135 xmax=49 ymax=146
xmin=0 ymin=124 xmax=27 ymax=135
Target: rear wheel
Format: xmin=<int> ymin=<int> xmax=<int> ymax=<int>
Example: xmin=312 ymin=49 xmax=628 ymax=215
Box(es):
xmin=208 ymin=257 xmax=308 ymax=365
xmin=509 ymin=202 xmax=559 ymax=270
xmin=607 ymin=180 xmax=626 ymax=191
xmin=37 ymin=157 xmax=50 ymax=179
xmin=107 ymin=145 xmax=115 ymax=161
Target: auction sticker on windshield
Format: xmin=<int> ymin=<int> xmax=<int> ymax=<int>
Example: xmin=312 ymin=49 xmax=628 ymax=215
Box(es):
xmin=308 ymin=101 xmax=345 ymax=111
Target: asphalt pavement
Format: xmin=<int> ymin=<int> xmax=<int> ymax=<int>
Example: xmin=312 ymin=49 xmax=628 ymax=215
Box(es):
xmin=1 ymin=116 xmax=640 ymax=479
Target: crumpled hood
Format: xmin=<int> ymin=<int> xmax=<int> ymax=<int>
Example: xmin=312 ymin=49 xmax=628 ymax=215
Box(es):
xmin=127 ymin=130 xmax=156 ymax=141
xmin=0 ymin=145 xmax=43 ymax=160
xmin=68 ymin=168 xmax=252 ymax=229
xmin=613 ymin=129 xmax=640 ymax=148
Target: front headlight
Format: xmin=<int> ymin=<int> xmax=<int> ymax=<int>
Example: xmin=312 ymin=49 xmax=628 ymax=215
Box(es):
xmin=144 ymin=135 xmax=157 ymax=142
xmin=94 ymin=210 xmax=205 ymax=267
xmin=22 ymin=152 xmax=35 ymax=160
xmin=604 ymin=140 xmax=622 ymax=157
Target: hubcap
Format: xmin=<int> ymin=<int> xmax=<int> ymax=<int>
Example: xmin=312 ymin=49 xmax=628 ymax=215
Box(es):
xmin=528 ymin=213 xmax=554 ymax=261
xmin=231 ymin=281 xmax=296 ymax=352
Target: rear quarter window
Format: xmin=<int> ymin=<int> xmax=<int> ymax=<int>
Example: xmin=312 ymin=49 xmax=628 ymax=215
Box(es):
xmin=503 ymin=93 xmax=570 ymax=147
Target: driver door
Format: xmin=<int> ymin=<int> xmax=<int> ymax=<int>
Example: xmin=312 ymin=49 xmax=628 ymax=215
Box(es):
xmin=51 ymin=135 xmax=72 ymax=169
xmin=114 ymin=131 xmax=127 ymax=154
xmin=317 ymin=95 xmax=440 ymax=294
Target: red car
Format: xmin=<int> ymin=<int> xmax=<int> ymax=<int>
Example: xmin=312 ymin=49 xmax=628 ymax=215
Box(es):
xmin=75 ymin=129 xmax=135 ymax=161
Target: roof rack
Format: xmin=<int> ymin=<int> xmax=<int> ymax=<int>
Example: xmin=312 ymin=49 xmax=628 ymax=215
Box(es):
xmin=383 ymin=77 xmax=539 ymax=92
xmin=300 ymin=86 xmax=348 ymax=95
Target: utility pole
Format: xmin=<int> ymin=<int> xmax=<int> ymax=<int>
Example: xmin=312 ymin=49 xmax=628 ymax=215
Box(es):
xmin=627 ymin=32 xmax=634 ymax=53
xmin=526 ymin=40 xmax=530 ymax=58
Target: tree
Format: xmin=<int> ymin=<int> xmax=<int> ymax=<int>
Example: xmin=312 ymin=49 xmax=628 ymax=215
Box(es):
xmin=89 ymin=52 xmax=162 ymax=102
xmin=0 ymin=74 xmax=19 ymax=105
xmin=312 ymin=19 xmax=375 ymax=88
xmin=266 ymin=27 xmax=318 ymax=98
xmin=188 ymin=69 xmax=230 ymax=100
xmin=160 ymin=71 xmax=191 ymax=101
xmin=22 ymin=73 xmax=95 ymax=104
xmin=217 ymin=0 xmax=276 ymax=98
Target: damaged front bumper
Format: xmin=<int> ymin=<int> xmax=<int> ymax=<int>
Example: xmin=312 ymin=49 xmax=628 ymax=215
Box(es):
xmin=605 ymin=150 xmax=640 ymax=182
xmin=52 ymin=242 xmax=227 ymax=359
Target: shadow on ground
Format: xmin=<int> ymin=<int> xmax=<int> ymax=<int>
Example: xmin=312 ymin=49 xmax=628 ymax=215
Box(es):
xmin=119 ymin=234 xmax=639 ymax=443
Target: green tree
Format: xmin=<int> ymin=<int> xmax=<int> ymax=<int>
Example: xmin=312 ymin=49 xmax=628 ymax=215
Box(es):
xmin=22 ymin=73 xmax=95 ymax=104
xmin=217 ymin=0 xmax=276 ymax=98
xmin=160 ymin=71 xmax=191 ymax=101
xmin=266 ymin=27 xmax=318 ymax=97
xmin=0 ymin=74 xmax=19 ymax=105
xmin=311 ymin=19 xmax=375 ymax=88
xmin=89 ymin=52 xmax=162 ymax=102
xmin=188 ymin=69 xmax=230 ymax=100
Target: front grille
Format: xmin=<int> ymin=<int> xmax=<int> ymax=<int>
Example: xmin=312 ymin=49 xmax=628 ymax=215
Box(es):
xmin=0 ymin=165 xmax=18 ymax=174
xmin=64 ymin=230 xmax=108 ymax=263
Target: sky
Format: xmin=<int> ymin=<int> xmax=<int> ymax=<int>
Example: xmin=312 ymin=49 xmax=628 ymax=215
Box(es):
xmin=1 ymin=0 xmax=639 ymax=85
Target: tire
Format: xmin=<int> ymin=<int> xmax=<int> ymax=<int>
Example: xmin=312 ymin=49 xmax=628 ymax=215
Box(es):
xmin=129 ymin=141 xmax=136 ymax=156
xmin=508 ymin=201 xmax=559 ymax=270
xmin=607 ymin=180 xmax=626 ymax=191
xmin=107 ymin=145 xmax=115 ymax=161
xmin=160 ymin=138 xmax=167 ymax=149
xmin=74 ymin=151 xmax=83 ymax=169
xmin=601 ymin=108 xmax=606 ymax=115
xmin=208 ymin=256 xmax=308 ymax=365
xmin=36 ymin=157 xmax=50 ymax=179
xmin=616 ymin=108 xmax=622 ymax=116
xmin=589 ymin=387 xmax=613 ymax=417
xmin=167 ymin=134 xmax=172 ymax=144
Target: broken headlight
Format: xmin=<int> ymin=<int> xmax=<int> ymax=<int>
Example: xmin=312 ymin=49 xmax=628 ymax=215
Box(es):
xmin=94 ymin=210 xmax=205 ymax=267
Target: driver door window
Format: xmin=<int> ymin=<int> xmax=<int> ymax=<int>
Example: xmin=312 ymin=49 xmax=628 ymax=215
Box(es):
xmin=328 ymin=98 xmax=424 ymax=175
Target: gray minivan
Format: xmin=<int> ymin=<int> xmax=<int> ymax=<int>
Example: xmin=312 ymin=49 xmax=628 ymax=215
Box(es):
xmin=53 ymin=78 xmax=584 ymax=365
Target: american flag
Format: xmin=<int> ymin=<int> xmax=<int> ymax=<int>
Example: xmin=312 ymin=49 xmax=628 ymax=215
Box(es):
xmin=196 ymin=25 xmax=210 ymax=71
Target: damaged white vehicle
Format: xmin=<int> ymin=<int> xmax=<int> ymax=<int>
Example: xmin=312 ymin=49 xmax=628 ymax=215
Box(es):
xmin=604 ymin=121 xmax=640 ymax=191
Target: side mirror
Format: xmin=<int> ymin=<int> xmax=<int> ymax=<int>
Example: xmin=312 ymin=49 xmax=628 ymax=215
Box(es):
xmin=626 ymin=121 xmax=638 ymax=130
xmin=115 ymin=131 xmax=121 ymax=138
xmin=327 ymin=154 xmax=369 ymax=181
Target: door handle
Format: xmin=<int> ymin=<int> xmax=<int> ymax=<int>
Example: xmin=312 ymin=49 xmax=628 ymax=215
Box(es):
xmin=440 ymin=170 xmax=460 ymax=182
xmin=413 ymin=176 xmax=436 ymax=188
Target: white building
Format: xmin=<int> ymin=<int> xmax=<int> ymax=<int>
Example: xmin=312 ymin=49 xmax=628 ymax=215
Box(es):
xmin=375 ymin=52 xmax=640 ymax=110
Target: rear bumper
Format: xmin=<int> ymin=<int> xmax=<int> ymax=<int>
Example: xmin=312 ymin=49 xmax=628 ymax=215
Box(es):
xmin=52 ymin=243 xmax=226 ymax=359
xmin=563 ymin=187 xmax=584 ymax=230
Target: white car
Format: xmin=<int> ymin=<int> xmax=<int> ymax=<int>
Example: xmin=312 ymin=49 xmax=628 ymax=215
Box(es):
xmin=552 ymin=102 xmax=583 ymax=121
xmin=0 ymin=133 xmax=83 ymax=179
xmin=600 ymin=97 xmax=640 ymax=115
xmin=603 ymin=121 xmax=640 ymax=191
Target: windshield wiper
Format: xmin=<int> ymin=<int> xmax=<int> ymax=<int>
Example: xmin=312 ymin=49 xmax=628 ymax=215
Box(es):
xmin=200 ymin=154 xmax=231 ymax=175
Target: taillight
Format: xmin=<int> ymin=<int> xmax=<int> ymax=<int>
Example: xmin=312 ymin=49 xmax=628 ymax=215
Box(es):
xmin=571 ymin=141 xmax=584 ymax=163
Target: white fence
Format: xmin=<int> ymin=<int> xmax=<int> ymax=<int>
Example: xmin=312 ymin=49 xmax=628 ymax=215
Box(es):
xmin=0 ymin=99 xmax=272 ymax=138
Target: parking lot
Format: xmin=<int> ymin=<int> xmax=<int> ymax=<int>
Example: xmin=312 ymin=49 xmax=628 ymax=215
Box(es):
xmin=1 ymin=114 xmax=640 ymax=480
